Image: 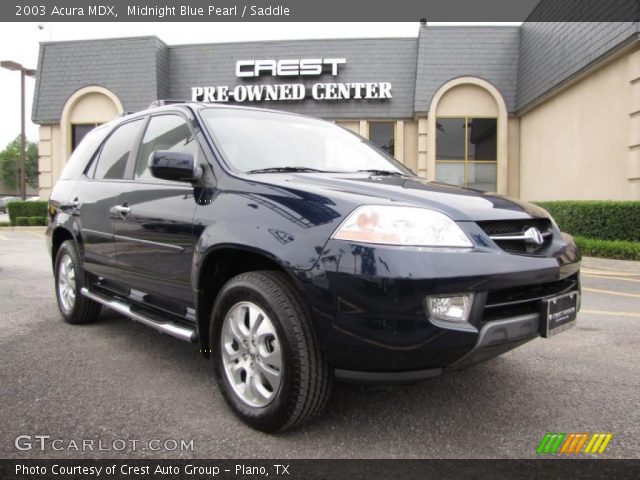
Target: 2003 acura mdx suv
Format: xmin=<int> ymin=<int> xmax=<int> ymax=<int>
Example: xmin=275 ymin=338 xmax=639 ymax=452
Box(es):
xmin=47 ymin=102 xmax=581 ymax=432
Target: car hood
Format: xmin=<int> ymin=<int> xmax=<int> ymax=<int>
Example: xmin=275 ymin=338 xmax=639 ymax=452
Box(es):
xmin=250 ymin=173 xmax=550 ymax=222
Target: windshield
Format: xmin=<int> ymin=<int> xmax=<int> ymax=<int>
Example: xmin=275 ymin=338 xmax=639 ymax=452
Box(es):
xmin=200 ymin=108 xmax=413 ymax=175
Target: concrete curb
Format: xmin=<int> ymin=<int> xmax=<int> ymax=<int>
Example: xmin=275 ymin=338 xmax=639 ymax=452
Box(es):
xmin=582 ymin=256 xmax=640 ymax=274
xmin=0 ymin=226 xmax=47 ymax=233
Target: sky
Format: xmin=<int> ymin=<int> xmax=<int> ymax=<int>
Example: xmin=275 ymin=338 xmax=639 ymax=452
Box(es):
xmin=0 ymin=22 xmax=520 ymax=150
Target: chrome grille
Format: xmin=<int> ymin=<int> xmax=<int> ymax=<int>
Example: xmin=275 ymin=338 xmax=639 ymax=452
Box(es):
xmin=477 ymin=218 xmax=553 ymax=255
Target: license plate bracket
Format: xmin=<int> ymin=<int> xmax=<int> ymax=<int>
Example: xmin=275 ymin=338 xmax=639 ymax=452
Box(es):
xmin=541 ymin=291 xmax=578 ymax=338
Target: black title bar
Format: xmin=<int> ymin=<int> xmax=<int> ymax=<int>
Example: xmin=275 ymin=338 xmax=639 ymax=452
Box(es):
xmin=3 ymin=0 xmax=640 ymax=22
xmin=2 ymin=459 xmax=640 ymax=480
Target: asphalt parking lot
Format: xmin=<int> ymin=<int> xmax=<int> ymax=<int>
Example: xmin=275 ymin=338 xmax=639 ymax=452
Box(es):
xmin=1 ymin=228 xmax=638 ymax=459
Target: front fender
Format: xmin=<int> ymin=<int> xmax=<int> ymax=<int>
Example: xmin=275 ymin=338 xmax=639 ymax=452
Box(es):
xmin=191 ymin=186 xmax=347 ymax=279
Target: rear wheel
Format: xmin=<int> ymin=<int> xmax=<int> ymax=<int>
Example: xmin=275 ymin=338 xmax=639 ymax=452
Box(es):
xmin=211 ymin=271 xmax=331 ymax=432
xmin=54 ymin=240 xmax=101 ymax=324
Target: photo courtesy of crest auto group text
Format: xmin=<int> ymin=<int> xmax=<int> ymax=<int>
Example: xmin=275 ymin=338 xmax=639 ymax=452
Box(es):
xmin=0 ymin=0 xmax=639 ymax=478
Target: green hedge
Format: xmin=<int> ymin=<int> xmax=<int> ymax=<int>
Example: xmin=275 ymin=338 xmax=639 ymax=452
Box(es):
xmin=574 ymin=236 xmax=640 ymax=261
xmin=535 ymin=201 xmax=640 ymax=242
xmin=28 ymin=216 xmax=46 ymax=226
xmin=15 ymin=216 xmax=29 ymax=226
xmin=6 ymin=201 xmax=48 ymax=226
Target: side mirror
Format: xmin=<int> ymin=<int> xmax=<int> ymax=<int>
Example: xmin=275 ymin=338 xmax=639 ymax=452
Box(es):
xmin=149 ymin=150 xmax=196 ymax=182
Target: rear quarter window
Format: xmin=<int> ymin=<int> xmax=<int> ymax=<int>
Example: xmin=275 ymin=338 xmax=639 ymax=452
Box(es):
xmin=59 ymin=125 xmax=110 ymax=180
xmin=92 ymin=118 xmax=145 ymax=180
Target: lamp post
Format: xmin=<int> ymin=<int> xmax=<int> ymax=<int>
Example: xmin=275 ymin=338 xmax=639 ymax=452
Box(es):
xmin=1 ymin=60 xmax=37 ymax=200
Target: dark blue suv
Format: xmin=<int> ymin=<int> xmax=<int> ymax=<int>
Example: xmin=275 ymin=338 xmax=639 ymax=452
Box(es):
xmin=47 ymin=103 xmax=581 ymax=432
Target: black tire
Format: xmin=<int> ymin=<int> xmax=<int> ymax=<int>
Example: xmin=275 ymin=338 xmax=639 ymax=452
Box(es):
xmin=54 ymin=240 xmax=101 ymax=324
xmin=211 ymin=271 xmax=331 ymax=433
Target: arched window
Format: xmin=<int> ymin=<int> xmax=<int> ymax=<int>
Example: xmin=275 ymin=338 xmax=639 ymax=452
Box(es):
xmin=61 ymin=86 xmax=123 ymax=160
xmin=427 ymin=78 xmax=508 ymax=194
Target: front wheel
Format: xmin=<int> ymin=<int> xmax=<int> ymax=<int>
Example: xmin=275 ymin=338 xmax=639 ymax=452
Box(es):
xmin=211 ymin=271 xmax=331 ymax=432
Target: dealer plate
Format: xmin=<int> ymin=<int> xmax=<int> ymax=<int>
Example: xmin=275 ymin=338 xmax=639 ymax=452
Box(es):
xmin=541 ymin=291 xmax=579 ymax=338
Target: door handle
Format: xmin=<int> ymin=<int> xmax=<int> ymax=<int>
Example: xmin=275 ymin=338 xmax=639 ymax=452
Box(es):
xmin=113 ymin=204 xmax=131 ymax=215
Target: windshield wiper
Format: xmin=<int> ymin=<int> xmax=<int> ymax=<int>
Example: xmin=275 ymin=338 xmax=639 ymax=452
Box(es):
xmin=356 ymin=169 xmax=405 ymax=176
xmin=247 ymin=167 xmax=328 ymax=174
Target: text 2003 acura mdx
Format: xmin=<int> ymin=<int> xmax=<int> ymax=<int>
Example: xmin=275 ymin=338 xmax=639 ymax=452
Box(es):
xmin=47 ymin=103 xmax=581 ymax=432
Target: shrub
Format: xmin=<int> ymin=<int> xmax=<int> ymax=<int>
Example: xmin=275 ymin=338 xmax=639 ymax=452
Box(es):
xmin=7 ymin=200 xmax=47 ymax=226
xmin=574 ymin=236 xmax=640 ymax=261
xmin=28 ymin=216 xmax=46 ymax=226
xmin=0 ymin=221 xmax=10 ymax=227
xmin=535 ymin=201 xmax=640 ymax=242
xmin=15 ymin=216 xmax=29 ymax=226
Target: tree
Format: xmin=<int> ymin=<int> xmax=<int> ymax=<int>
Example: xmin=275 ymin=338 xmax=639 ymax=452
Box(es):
xmin=0 ymin=135 xmax=38 ymax=192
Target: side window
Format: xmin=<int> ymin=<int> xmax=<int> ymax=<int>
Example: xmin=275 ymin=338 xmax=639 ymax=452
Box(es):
xmin=135 ymin=115 xmax=200 ymax=182
xmin=93 ymin=119 xmax=144 ymax=180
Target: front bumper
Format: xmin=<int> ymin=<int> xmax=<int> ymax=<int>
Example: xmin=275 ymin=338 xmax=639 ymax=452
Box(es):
xmin=447 ymin=312 xmax=543 ymax=370
xmin=334 ymin=311 xmax=547 ymax=383
xmin=295 ymin=233 xmax=581 ymax=379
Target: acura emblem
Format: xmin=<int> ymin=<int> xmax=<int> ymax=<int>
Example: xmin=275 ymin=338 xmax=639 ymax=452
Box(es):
xmin=524 ymin=227 xmax=544 ymax=245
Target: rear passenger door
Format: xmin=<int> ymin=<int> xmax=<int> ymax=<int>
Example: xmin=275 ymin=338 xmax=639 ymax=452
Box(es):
xmin=112 ymin=113 xmax=202 ymax=315
xmin=78 ymin=118 xmax=145 ymax=282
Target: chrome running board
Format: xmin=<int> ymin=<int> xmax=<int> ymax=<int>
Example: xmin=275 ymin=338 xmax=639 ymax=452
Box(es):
xmin=80 ymin=287 xmax=197 ymax=342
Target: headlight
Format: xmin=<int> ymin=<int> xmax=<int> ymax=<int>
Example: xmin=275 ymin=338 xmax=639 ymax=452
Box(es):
xmin=332 ymin=205 xmax=472 ymax=247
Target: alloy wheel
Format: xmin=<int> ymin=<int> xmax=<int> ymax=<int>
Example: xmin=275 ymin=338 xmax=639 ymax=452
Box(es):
xmin=57 ymin=254 xmax=76 ymax=313
xmin=220 ymin=301 xmax=283 ymax=407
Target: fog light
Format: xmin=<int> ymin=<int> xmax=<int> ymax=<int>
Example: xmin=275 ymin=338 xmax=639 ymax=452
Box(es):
xmin=426 ymin=293 xmax=474 ymax=322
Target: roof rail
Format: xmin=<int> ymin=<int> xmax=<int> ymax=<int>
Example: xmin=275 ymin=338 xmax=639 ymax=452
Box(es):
xmin=148 ymin=99 xmax=190 ymax=108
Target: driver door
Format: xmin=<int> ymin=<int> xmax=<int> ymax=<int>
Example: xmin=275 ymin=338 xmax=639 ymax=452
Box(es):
xmin=112 ymin=113 xmax=203 ymax=315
